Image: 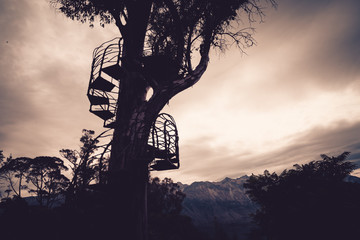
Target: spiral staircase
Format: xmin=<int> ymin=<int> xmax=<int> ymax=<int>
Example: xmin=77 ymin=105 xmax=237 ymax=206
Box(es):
xmin=87 ymin=38 xmax=179 ymax=171
xmin=87 ymin=37 xmax=124 ymax=129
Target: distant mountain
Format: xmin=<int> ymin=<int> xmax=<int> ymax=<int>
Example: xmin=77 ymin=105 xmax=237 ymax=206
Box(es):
xmin=344 ymin=175 xmax=360 ymax=184
xmin=180 ymin=174 xmax=360 ymax=239
xmin=180 ymin=176 xmax=257 ymax=239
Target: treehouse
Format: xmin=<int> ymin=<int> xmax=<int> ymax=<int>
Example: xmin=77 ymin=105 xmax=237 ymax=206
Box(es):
xmin=148 ymin=113 xmax=179 ymax=171
xmin=87 ymin=37 xmax=124 ymax=128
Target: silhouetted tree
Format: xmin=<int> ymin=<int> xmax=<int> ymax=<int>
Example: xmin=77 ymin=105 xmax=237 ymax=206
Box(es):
xmin=50 ymin=1 xmax=276 ymax=239
xmin=148 ymin=177 xmax=208 ymax=240
xmin=0 ymin=156 xmax=31 ymax=198
xmin=148 ymin=177 xmax=185 ymax=215
xmin=0 ymin=150 xmax=4 ymax=198
xmin=244 ymin=152 xmax=360 ymax=240
xmin=0 ymin=150 xmax=4 ymax=163
xmin=60 ymin=129 xmax=100 ymax=199
xmin=26 ymin=156 xmax=69 ymax=207
xmin=0 ymin=154 xmax=69 ymax=207
xmin=0 ymin=155 xmax=70 ymax=240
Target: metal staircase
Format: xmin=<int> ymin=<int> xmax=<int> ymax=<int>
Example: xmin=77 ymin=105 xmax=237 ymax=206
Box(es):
xmin=87 ymin=39 xmax=180 ymax=171
xmin=87 ymin=37 xmax=124 ymax=128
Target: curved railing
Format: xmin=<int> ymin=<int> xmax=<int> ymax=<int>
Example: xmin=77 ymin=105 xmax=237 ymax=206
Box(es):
xmin=91 ymin=37 xmax=122 ymax=82
xmin=87 ymin=38 xmax=180 ymax=171
xmin=87 ymin=38 xmax=123 ymax=128
xmin=148 ymin=113 xmax=180 ymax=171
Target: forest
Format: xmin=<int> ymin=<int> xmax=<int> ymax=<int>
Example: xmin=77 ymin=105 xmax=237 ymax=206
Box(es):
xmin=1 ymin=130 xmax=359 ymax=240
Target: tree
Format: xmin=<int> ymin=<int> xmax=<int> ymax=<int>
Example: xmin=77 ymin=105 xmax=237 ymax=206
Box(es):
xmin=244 ymin=152 xmax=360 ymax=240
xmin=148 ymin=177 xmax=185 ymax=216
xmin=26 ymin=156 xmax=69 ymax=207
xmin=0 ymin=150 xmax=4 ymax=163
xmin=60 ymin=130 xmax=100 ymax=197
xmin=60 ymin=129 xmax=113 ymax=207
xmin=0 ymin=156 xmax=31 ymax=198
xmin=0 ymin=154 xmax=69 ymax=207
xmin=50 ymin=1 xmax=276 ymax=239
xmin=148 ymin=177 xmax=208 ymax=240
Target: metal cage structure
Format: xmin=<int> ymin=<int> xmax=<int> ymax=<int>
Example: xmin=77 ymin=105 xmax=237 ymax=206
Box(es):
xmin=87 ymin=38 xmax=180 ymax=171
xmin=87 ymin=37 xmax=124 ymax=128
xmin=148 ymin=113 xmax=179 ymax=171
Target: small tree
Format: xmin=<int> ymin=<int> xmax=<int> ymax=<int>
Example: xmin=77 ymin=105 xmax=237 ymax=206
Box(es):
xmin=26 ymin=156 xmax=69 ymax=207
xmin=148 ymin=177 xmax=185 ymax=216
xmin=148 ymin=177 xmax=207 ymax=240
xmin=0 ymin=150 xmax=4 ymax=163
xmin=0 ymin=156 xmax=31 ymax=198
xmin=60 ymin=129 xmax=100 ymax=196
xmin=244 ymin=152 xmax=360 ymax=240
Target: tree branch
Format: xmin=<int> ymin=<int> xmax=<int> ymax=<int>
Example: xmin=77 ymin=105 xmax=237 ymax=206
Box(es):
xmin=163 ymin=0 xmax=184 ymax=65
xmin=109 ymin=9 xmax=126 ymax=35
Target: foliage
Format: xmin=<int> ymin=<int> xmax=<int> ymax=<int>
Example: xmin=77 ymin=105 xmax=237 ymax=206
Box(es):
xmin=60 ymin=129 xmax=103 ymax=197
xmin=148 ymin=177 xmax=185 ymax=215
xmin=51 ymin=0 xmax=276 ymax=74
xmin=244 ymin=152 xmax=360 ymax=240
xmin=0 ymin=150 xmax=4 ymax=162
xmin=0 ymin=129 xmax=105 ymax=206
xmin=0 ymin=155 xmax=69 ymax=207
xmin=0 ymin=175 xmax=207 ymax=240
xmin=26 ymin=156 xmax=69 ymax=207
xmin=148 ymin=177 xmax=208 ymax=240
xmin=0 ymin=156 xmax=31 ymax=198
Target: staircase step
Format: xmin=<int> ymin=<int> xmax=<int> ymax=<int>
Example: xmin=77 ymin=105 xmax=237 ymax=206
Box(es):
xmin=90 ymin=76 xmax=115 ymax=92
xmin=104 ymin=121 xmax=116 ymax=128
xmin=87 ymin=95 xmax=109 ymax=105
xmin=155 ymin=150 xmax=176 ymax=159
xmin=90 ymin=110 xmax=115 ymax=120
xmin=150 ymin=159 xmax=178 ymax=171
xmin=102 ymin=64 xmax=125 ymax=80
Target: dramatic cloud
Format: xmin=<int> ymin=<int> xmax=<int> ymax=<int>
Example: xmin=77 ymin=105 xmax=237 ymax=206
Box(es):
xmin=1 ymin=0 xmax=359 ymax=184
xmin=0 ymin=0 xmax=118 ymax=157
xmin=156 ymin=121 xmax=360 ymax=183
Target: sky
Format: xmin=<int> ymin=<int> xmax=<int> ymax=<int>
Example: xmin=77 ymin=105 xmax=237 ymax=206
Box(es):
xmin=0 ymin=0 xmax=360 ymax=184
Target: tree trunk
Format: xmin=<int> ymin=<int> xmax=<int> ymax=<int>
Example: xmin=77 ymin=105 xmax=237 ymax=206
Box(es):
xmin=106 ymin=68 xmax=155 ymax=240
xmin=104 ymin=3 xmax=210 ymax=237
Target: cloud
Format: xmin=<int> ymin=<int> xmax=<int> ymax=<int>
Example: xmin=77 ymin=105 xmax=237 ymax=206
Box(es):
xmin=154 ymin=0 xmax=360 ymax=183
xmin=167 ymin=0 xmax=360 ymax=120
xmin=0 ymin=0 xmax=118 ymax=157
xmin=1 ymin=0 xmax=360 ymax=186
xmin=154 ymin=120 xmax=360 ymax=183
xmin=266 ymin=0 xmax=360 ymax=90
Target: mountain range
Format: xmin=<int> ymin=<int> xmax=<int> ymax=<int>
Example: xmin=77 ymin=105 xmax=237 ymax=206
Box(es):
xmin=179 ymin=176 xmax=257 ymax=239
xmin=179 ymin=174 xmax=360 ymax=239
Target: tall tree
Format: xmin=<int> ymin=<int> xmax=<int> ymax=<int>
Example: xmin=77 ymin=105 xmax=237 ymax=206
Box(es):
xmin=50 ymin=1 xmax=276 ymax=239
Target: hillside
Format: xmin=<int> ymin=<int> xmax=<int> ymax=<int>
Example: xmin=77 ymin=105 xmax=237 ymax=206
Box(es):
xmin=180 ymin=176 xmax=257 ymax=239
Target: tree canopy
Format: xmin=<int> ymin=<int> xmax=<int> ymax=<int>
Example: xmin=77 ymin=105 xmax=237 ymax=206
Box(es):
xmin=51 ymin=0 xmax=276 ymax=75
xmin=0 ymin=155 xmax=69 ymax=207
xmin=60 ymin=129 xmax=99 ymax=193
xmin=244 ymin=152 xmax=360 ymax=240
